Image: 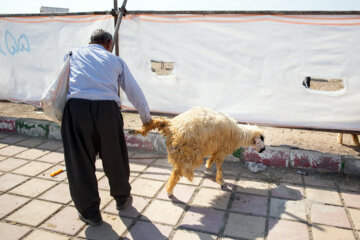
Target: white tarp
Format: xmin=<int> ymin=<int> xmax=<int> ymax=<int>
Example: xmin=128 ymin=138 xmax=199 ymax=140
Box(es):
xmin=0 ymin=13 xmax=359 ymax=131
xmin=119 ymin=14 xmax=360 ymax=131
xmin=0 ymin=14 xmax=114 ymax=105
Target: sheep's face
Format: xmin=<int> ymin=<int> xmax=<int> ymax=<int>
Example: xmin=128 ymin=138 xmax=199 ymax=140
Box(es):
xmin=252 ymin=134 xmax=265 ymax=153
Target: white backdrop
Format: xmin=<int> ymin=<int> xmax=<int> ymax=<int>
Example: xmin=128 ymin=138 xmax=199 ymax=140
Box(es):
xmin=119 ymin=14 xmax=360 ymax=131
xmin=0 ymin=13 xmax=359 ymax=131
xmin=0 ymin=14 xmax=114 ymax=104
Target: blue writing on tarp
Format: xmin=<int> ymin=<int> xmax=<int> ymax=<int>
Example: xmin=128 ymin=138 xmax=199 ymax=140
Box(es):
xmin=0 ymin=30 xmax=30 ymax=56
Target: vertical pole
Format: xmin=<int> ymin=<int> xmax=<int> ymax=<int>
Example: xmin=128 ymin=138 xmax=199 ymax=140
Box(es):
xmin=113 ymin=0 xmax=119 ymax=56
xmin=111 ymin=0 xmax=128 ymax=54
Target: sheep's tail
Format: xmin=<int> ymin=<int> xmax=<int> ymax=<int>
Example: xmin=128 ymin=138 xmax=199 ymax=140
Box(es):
xmin=129 ymin=118 xmax=169 ymax=137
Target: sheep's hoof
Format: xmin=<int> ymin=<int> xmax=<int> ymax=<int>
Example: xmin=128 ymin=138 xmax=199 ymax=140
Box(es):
xmin=204 ymin=168 xmax=212 ymax=177
xmin=167 ymin=192 xmax=174 ymax=197
xmin=221 ymin=184 xmax=231 ymax=191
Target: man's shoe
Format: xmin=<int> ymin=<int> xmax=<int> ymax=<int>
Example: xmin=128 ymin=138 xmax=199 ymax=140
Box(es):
xmin=78 ymin=213 xmax=103 ymax=226
xmin=116 ymin=196 xmax=133 ymax=211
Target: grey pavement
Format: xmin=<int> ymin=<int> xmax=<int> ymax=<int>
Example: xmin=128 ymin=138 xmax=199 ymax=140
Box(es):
xmin=0 ymin=132 xmax=359 ymax=240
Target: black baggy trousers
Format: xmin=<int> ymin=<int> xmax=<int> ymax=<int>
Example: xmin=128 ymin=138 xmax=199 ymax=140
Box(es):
xmin=61 ymin=98 xmax=131 ymax=219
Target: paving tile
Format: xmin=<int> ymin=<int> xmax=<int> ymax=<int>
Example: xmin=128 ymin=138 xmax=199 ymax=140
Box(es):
xmin=157 ymin=184 xmax=196 ymax=204
xmin=15 ymin=148 xmax=49 ymax=160
xmin=55 ymin=147 xmax=64 ymax=153
xmin=37 ymin=141 xmax=63 ymax=151
xmin=12 ymin=161 xmax=53 ymax=176
xmin=129 ymin=157 xmax=154 ymax=166
xmin=130 ymin=162 xmax=149 ymax=173
xmin=310 ymin=203 xmax=351 ymax=228
xmin=41 ymin=206 xmax=85 ymax=235
xmin=178 ymin=174 xmax=203 ymax=185
xmin=0 ymin=145 xmax=28 ymax=156
xmin=339 ymin=181 xmax=360 ymax=193
xmin=6 ymin=199 xmax=62 ymax=226
xmin=95 ymin=159 xmax=103 ymax=171
xmin=16 ymin=137 xmax=46 ymax=148
xmin=152 ymin=158 xmax=171 ymax=168
xmin=304 ymin=175 xmax=336 ymax=189
xmin=0 ymin=222 xmax=31 ymax=240
xmin=38 ymin=183 xmax=71 ymax=204
xmin=0 ymin=193 xmax=30 ymax=218
xmin=0 ymin=143 xmax=8 ymax=149
xmin=0 ymin=155 xmax=6 ymax=160
xmin=236 ymin=179 xmax=269 ymax=196
xmin=98 ymin=176 xmax=111 ymax=191
xmin=269 ymin=198 xmax=307 ymax=221
xmin=231 ymin=193 xmax=268 ymax=216
xmin=141 ymin=199 xmax=185 ymax=225
xmin=131 ymin=178 xmax=164 ymax=197
xmin=140 ymin=166 xmax=171 ymax=181
xmin=279 ymin=172 xmax=303 ymax=185
xmin=342 ymin=191 xmax=360 ymax=209
xmin=78 ymin=214 xmax=132 ymax=240
xmin=224 ymin=212 xmax=265 ymax=239
xmin=0 ymin=173 xmax=29 ymax=191
xmin=179 ymin=206 xmax=225 ymax=234
xmin=0 ymin=157 xmax=29 ymax=172
xmin=95 ymin=170 xmax=105 ymax=180
xmin=99 ymin=189 xmax=113 ymax=210
xmin=0 ymin=135 xmax=27 ymax=144
xmin=348 ymin=208 xmax=360 ymax=230
xmin=306 ymin=187 xmax=341 ymax=205
xmin=271 ymin=183 xmax=304 ymax=200
xmin=124 ymin=220 xmax=173 ymax=240
xmin=104 ymin=196 xmax=150 ymax=218
xmin=172 ymin=229 xmax=217 ymax=240
xmin=201 ymin=176 xmax=236 ymax=189
xmin=191 ymin=188 xmax=231 ymax=210
xmin=38 ymin=164 xmax=67 ymax=181
xmin=23 ymin=229 xmax=69 ymax=240
xmin=10 ymin=178 xmax=57 ymax=197
xmin=37 ymin=152 xmax=64 ymax=163
xmin=267 ymin=219 xmax=309 ymax=240
xmin=312 ymin=225 xmax=355 ymax=240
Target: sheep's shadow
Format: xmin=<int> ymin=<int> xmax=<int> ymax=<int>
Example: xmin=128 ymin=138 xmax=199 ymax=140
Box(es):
xmin=175 ymin=172 xmax=323 ymax=239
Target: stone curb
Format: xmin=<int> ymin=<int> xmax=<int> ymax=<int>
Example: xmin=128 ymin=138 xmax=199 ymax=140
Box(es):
xmin=1 ymin=117 xmax=359 ymax=176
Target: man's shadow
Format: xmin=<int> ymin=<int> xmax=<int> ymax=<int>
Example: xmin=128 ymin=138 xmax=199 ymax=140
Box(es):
xmin=84 ymin=204 xmax=168 ymax=240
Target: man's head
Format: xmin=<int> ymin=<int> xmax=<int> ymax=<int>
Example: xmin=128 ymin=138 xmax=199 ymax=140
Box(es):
xmin=90 ymin=29 xmax=113 ymax=52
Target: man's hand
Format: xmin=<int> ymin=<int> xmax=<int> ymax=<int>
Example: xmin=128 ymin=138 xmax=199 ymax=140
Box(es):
xmin=128 ymin=129 xmax=138 ymax=135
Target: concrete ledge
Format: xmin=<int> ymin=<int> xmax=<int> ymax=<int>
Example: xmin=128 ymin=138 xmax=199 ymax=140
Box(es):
xmin=1 ymin=116 xmax=359 ymax=176
xmin=343 ymin=155 xmax=360 ymax=176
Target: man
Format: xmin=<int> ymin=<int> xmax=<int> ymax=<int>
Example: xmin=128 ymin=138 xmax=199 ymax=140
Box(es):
xmin=61 ymin=29 xmax=151 ymax=226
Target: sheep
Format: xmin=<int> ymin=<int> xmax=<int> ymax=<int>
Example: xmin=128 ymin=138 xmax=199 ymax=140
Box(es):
xmin=130 ymin=107 xmax=265 ymax=196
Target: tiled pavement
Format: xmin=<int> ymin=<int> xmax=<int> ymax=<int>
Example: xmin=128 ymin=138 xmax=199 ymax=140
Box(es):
xmin=0 ymin=132 xmax=359 ymax=240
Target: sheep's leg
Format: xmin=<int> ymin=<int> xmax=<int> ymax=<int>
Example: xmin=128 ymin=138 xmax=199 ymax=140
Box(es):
xmin=351 ymin=134 xmax=360 ymax=146
xmin=213 ymin=154 xmax=225 ymax=186
xmin=205 ymin=158 xmax=215 ymax=170
xmin=216 ymin=163 xmax=224 ymax=185
xmin=166 ymin=168 xmax=181 ymax=196
xmin=337 ymin=133 xmax=343 ymax=144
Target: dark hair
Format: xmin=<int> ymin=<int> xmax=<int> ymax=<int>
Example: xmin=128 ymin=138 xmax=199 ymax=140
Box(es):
xmin=90 ymin=29 xmax=112 ymax=45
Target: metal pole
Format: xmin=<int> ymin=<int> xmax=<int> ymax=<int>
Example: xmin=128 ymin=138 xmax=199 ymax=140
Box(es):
xmin=111 ymin=0 xmax=127 ymax=53
xmin=113 ymin=0 xmax=119 ymax=56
